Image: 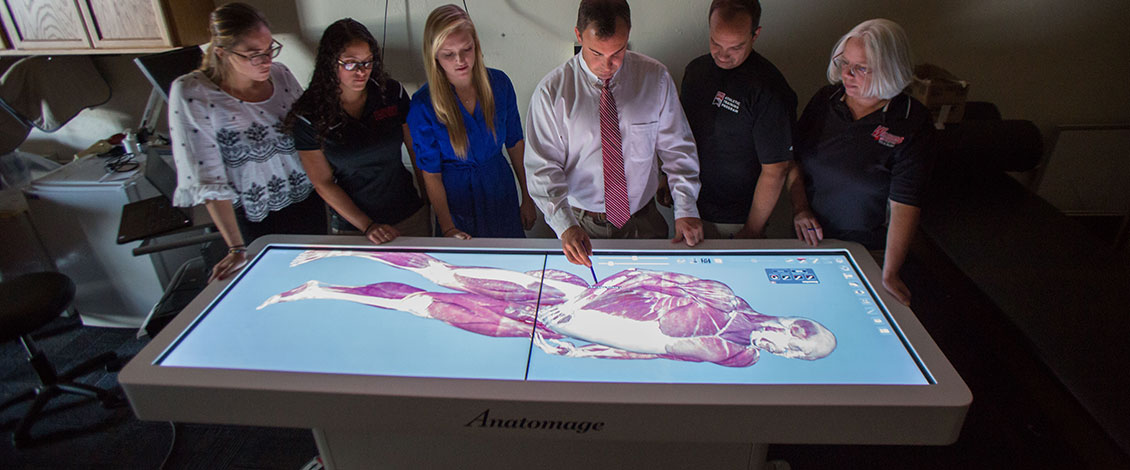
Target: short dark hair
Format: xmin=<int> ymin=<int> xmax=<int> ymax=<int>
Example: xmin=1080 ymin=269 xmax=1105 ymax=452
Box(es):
xmin=576 ymin=0 xmax=631 ymax=38
xmin=708 ymin=0 xmax=762 ymax=32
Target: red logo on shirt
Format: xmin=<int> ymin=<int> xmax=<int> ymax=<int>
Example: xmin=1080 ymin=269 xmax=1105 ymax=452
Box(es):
xmin=712 ymin=91 xmax=726 ymax=107
xmin=371 ymin=105 xmax=399 ymax=122
xmin=871 ymin=125 xmax=905 ymax=148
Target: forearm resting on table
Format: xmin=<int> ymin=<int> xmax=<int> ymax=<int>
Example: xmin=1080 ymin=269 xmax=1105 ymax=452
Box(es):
xmin=422 ymin=172 xmax=458 ymax=235
xmin=785 ymin=162 xmax=811 ymax=213
xmin=883 ymin=201 xmax=920 ymax=279
xmin=203 ymin=199 xmax=248 ymax=282
xmin=316 ymin=182 xmax=376 ymax=232
xmin=402 ymin=125 xmax=429 ymax=202
xmin=204 ymin=199 xmax=244 ymax=248
xmin=743 ymin=161 xmax=789 ymax=236
xmin=507 ymin=141 xmax=532 ymax=200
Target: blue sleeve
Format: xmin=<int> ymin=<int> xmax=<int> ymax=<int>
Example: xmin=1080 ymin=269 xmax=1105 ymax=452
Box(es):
xmin=407 ymin=88 xmax=444 ymax=174
xmin=493 ymin=69 xmax=523 ymax=148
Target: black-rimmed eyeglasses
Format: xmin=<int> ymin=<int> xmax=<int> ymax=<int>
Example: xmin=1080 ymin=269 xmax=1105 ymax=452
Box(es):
xmin=337 ymin=59 xmax=375 ymax=72
xmin=225 ymin=39 xmax=283 ymax=66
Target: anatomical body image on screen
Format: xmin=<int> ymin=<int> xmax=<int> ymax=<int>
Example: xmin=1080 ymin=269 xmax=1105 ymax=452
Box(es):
xmin=158 ymin=246 xmax=931 ymax=385
xmin=259 ymin=250 xmax=837 ymax=368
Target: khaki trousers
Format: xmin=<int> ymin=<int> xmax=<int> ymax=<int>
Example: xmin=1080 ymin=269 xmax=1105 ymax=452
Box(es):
xmin=572 ymin=200 xmax=668 ymax=239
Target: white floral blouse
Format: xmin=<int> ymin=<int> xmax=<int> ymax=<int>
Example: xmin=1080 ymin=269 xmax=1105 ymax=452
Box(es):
xmin=169 ymin=62 xmax=313 ymax=222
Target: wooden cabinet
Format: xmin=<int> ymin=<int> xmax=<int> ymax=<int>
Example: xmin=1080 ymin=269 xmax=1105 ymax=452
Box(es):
xmin=0 ymin=0 xmax=213 ymax=54
xmin=1 ymin=0 xmax=90 ymax=50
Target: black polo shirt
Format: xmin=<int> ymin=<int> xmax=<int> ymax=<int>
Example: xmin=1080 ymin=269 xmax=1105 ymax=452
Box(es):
xmin=795 ymin=84 xmax=934 ymax=249
xmin=681 ymin=51 xmax=797 ymax=224
xmin=293 ymin=78 xmax=423 ymax=230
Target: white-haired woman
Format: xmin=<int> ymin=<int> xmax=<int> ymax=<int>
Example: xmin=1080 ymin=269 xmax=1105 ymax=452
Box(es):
xmin=786 ymin=19 xmax=933 ymax=305
xmin=406 ymin=4 xmax=535 ymax=239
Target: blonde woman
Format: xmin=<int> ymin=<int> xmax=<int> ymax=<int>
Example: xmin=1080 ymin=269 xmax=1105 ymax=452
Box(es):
xmin=407 ymin=4 xmax=535 ymax=239
xmin=170 ymin=2 xmax=324 ymax=281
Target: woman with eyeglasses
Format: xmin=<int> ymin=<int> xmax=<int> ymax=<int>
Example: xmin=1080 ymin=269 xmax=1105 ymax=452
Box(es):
xmin=285 ymin=19 xmax=429 ymax=244
xmin=785 ymin=19 xmax=934 ymax=305
xmin=169 ymin=2 xmax=324 ymax=281
xmin=407 ymin=4 xmax=536 ymax=239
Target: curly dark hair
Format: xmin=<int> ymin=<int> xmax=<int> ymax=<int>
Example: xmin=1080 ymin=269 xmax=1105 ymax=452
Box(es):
xmin=285 ymin=18 xmax=388 ymax=143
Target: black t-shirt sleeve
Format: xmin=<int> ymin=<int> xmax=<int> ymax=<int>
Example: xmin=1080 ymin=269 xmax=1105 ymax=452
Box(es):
xmin=291 ymin=114 xmax=320 ymax=151
xmin=888 ymin=118 xmax=935 ymax=207
xmin=751 ymin=86 xmax=797 ymax=164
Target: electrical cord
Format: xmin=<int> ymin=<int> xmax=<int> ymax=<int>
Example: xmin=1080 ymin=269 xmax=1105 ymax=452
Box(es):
xmin=102 ymin=151 xmax=138 ymax=173
xmin=382 ymin=0 xmax=389 ymax=63
xmin=463 ymin=0 xmax=470 ymax=15
xmin=158 ymin=421 xmax=177 ymax=469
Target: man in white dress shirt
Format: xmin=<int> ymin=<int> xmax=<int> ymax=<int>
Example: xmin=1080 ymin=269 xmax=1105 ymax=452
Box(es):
xmin=525 ymin=0 xmax=704 ymax=267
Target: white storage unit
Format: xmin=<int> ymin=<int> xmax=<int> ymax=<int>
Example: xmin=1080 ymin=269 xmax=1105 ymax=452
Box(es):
xmin=24 ymin=154 xmax=164 ymax=327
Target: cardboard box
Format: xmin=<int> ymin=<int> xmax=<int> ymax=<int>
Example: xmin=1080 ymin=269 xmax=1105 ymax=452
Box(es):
xmin=906 ymin=64 xmax=970 ymax=124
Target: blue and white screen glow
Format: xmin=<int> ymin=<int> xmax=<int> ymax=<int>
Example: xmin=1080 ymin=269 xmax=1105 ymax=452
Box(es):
xmin=157 ymin=246 xmax=931 ymax=385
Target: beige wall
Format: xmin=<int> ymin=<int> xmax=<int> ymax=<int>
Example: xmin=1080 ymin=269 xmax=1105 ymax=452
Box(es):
xmin=19 ymin=0 xmax=1130 ymax=182
xmin=263 ymin=0 xmax=1130 ymax=134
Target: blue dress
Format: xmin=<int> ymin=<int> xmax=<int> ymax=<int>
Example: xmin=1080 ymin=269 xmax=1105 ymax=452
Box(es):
xmin=407 ymin=68 xmax=525 ymax=238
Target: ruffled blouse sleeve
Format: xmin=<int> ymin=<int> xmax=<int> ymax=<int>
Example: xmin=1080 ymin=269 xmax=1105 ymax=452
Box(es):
xmin=169 ymin=73 xmax=237 ymax=207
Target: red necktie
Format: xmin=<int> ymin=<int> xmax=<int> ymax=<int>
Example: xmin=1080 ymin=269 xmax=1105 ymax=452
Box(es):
xmin=600 ymin=79 xmax=629 ymax=228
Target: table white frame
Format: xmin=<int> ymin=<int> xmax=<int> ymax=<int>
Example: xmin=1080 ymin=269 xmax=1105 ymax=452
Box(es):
xmin=120 ymin=236 xmax=970 ymax=470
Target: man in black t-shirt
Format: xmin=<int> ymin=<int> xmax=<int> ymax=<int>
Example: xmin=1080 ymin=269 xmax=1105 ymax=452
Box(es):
xmin=674 ymin=0 xmax=796 ymax=239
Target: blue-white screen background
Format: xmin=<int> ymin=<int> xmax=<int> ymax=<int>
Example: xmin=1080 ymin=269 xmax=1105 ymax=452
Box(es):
xmin=158 ymin=246 xmax=931 ymax=385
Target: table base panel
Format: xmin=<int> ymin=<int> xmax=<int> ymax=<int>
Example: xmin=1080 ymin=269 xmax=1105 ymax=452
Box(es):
xmin=313 ymin=428 xmax=769 ymax=470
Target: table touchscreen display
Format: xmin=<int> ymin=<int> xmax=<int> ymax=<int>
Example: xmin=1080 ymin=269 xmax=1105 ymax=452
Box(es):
xmin=157 ymin=246 xmax=931 ymax=385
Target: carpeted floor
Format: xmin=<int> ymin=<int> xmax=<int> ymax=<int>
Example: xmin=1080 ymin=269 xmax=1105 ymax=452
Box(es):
xmin=1 ymin=238 xmax=1127 ymax=469
xmin=0 ymin=317 xmax=316 ymax=470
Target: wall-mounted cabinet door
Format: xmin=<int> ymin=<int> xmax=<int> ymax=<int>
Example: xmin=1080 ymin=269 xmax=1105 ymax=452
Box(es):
xmin=77 ymin=0 xmax=169 ymax=48
xmin=0 ymin=0 xmax=92 ymax=50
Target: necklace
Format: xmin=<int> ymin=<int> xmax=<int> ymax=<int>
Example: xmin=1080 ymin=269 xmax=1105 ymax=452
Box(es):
xmin=455 ymin=85 xmax=476 ymax=109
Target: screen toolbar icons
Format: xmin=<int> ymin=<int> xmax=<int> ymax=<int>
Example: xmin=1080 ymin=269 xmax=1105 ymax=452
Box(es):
xmin=766 ymin=268 xmax=819 ymax=284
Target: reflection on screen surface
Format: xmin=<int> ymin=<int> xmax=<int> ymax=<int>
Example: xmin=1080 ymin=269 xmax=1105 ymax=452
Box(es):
xmin=157 ymin=246 xmax=931 ymax=385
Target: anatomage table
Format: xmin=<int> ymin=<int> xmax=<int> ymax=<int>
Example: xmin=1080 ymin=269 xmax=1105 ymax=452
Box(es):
xmin=120 ymin=236 xmax=970 ymax=470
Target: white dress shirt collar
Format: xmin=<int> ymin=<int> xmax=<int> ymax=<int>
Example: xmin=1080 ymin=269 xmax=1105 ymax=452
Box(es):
xmin=574 ymin=51 xmax=629 ymax=89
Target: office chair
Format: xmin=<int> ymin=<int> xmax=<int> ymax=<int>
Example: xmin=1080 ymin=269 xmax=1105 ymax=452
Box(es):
xmin=0 ymin=272 xmax=122 ymax=446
